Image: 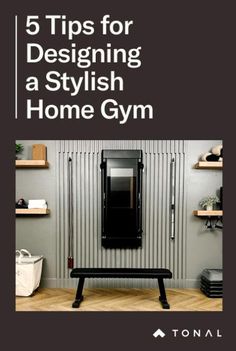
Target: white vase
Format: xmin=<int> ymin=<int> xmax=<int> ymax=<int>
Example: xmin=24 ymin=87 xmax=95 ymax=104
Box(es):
xmin=206 ymin=205 xmax=213 ymax=211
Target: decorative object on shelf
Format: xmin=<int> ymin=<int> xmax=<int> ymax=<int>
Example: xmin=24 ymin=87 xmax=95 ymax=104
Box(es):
xmin=199 ymin=196 xmax=219 ymax=211
xmin=28 ymin=199 xmax=47 ymax=209
xmin=32 ymin=144 xmax=47 ymax=161
xmin=15 ymin=198 xmax=28 ymax=209
xmin=201 ymin=144 xmax=223 ymax=162
xmin=15 ymin=143 xmax=24 ymax=159
xmin=193 ymin=152 xmax=223 ymax=230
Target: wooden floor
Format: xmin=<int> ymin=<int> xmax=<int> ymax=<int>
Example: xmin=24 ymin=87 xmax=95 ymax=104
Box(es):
xmin=15 ymin=288 xmax=223 ymax=312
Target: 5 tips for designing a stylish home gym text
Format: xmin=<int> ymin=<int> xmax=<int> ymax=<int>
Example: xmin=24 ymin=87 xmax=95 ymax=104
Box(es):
xmin=17 ymin=15 xmax=156 ymax=124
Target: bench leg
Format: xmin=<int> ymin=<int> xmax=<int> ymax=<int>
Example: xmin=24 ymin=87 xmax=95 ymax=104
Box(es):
xmin=158 ymin=278 xmax=170 ymax=309
xmin=72 ymin=277 xmax=85 ymax=308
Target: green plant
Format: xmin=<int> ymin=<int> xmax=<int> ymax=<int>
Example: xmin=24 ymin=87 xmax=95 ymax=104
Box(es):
xmin=16 ymin=143 xmax=24 ymax=154
xmin=199 ymin=196 xmax=219 ymax=209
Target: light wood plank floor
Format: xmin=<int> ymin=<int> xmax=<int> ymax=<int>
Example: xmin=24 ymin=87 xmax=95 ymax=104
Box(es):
xmin=15 ymin=288 xmax=223 ymax=312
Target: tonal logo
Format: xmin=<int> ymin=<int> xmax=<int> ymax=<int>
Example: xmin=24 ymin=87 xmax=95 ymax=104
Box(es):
xmin=153 ymin=328 xmax=222 ymax=339
xmin=153 ymin=329 xmax=166 ymax=338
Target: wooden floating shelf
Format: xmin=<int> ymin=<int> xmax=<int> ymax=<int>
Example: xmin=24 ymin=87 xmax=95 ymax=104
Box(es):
xmin=194 ymin=161 xmax=223 ymax=169
xmin=15 ymin=208 xmax=50 ymax=215
xmin=15 ymin=160 xmax=49 ymax=168
xmin=193 ymin=210 xmax=223 ymax=216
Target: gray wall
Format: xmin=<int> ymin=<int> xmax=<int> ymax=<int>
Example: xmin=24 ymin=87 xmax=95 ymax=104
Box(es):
xmin=185 ymin=140 xmax=223 ymax=286
xmin=16 ymin=141 xmax=57 ymax=283
xmin=15 ymin=140 xmax=222 ymax=288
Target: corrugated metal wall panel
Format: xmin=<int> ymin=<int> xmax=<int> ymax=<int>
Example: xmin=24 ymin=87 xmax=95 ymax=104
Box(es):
xmin=56 ymin=140 xmax=186 ymax=287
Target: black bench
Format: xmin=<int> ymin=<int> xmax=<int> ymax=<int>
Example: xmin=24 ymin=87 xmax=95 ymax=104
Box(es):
xmin=70 ymin=268 xmax=172 ymax=309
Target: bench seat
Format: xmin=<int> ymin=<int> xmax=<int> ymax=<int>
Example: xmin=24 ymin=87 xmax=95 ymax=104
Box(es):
xmin=70 ymin=268 xmax=172 ymax=309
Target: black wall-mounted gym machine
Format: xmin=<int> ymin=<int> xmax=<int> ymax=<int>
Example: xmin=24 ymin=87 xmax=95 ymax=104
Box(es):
xmin=101 ymin=150 xmax=143 ymax=249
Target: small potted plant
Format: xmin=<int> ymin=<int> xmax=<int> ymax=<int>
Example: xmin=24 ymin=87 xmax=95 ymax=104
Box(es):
xmin=15 ymin=143 xmax=24 ymax=159
xmin=199 ymin=196 xmax=219 ymax=211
